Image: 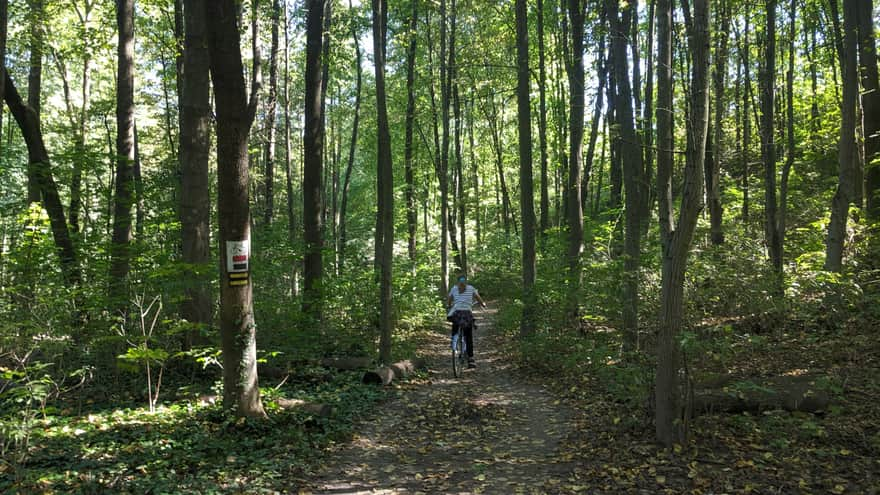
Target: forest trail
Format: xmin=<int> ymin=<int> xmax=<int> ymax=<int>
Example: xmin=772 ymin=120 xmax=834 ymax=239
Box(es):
xmin=305 ymin=304 xmax=578 ymax=494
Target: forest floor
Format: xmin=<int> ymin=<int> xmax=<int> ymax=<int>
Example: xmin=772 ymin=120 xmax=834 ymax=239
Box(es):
xmin=304 ymin=303 xmax=880 ymax=495
xmin=305 ymin=304 xmax=581 ymax=494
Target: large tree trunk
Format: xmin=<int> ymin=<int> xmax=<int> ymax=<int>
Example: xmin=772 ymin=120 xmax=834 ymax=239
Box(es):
xmin=824 ymin=0 xmax=859 ymax=272
xmin=403 ymin=0 xmax=418 ymax=262
xmin=779 ymin=0 xmax=795 ymax=259
xmin=205 ymin=0 xmax=266 ymax=418
xmin=4 ymin=72 xmax=80 ymax=287
xmin=339 ymin=0 xmax=362 ymax=269
xmin=26 ymin=0 xmax=44 ymax=205
xmin=303 ymin=0 xmax=326 ymax=323
xmin=516 ymin=0 xmax=536 ymax=336
xmin=109 ymin=0 xmax=136 ymax=311
xmin=858 ymin=0 xmax=880 ymax=222
xmin=0 ymin=0 xmax=6 ymax=146
xmin=454 ymin=85 xmax=467 ymax=276
xmin=609 ymin=0 xmax=643 ymax=351
xmin=179 ymin=0 xmax=213 ymax=349
xmin=760 ymin=0 xmax=782 ymax=285
xmin=566 ymin=0 xmax=585 ymax=322
xmin=263 ymin=0 xmax=281 ymax=226
xmin=655 ymin=0 xmax=710 ymax=448
xmin=537 ymin=0 xmax=550 ymax=238
xmin=372 ymin=0 xmax=394 ymax=364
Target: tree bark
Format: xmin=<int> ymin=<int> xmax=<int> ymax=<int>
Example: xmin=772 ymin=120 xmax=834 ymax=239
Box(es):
xmin=454 ymin=85 xmax=467 ymax=276
xmin=4 ymin=72 xmax=80 ymax=287
xmin=708 ymin=0 xmax=729 ymax=245
xmin=263 ymin=0 xmax=281 ymax=226
xmin=68 ymin=0 xmax=93 ymax=235
xmin=824 ymin=0 xmax=859 ymax=272
xmin=179 ymin=0 xmax=213 ymax=348
xmin=760 ymin=0 xmax=783 ymax=285
xmin=439 ymin=0 xmax=454 ymax=296
xmin=858 ymin=0 xmax=880 ymax=222
xmin=283 ymin=1 xmax=299 ymax=297
xmin=339 ymin=0 xmax=362 ymax=269
xmin=609 ymin=0 xmax=643 ymax=351
xmin=109 ymin=0 xmax=136 ymax=311
xmin=26 ymin=0 xmax=44 ymax=205
xmin=537 ymin=0 xmax=550 ymax=238
xmin=0 ymin=0 xmax=6 ymax=152
xmin=581 ymin=31 xmax=607 ymax=215
xmin=372 ymin=0 xmax=394 ymax=364
xmin=516 ymin=0 xmax=536 ymax=336
xmin=303 ymin=0 xmax=326 ymax=323
xmin=779 ymin=0 xmax=795 ymax=260
xmin=566 ymin=0 xmax=585 ymax=322
xmin=205 ymin=0 xmax=266 ymax=418
xmin=403 ymin=0 xmax=418 ymax=262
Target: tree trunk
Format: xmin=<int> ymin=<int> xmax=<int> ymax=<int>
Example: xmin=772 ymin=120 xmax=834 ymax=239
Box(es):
xmin=439 ymin=0 xmax=454 ymax=294
xmin=303 ymin=0 xmax=326 ymax=324
xmin=133 ymin=123 xmax=144 ymax=237
xmin=26 ymin=0 xmax=43 ymax=205
xmin=179 ymin=0 xmax=213 ymax=349
xmin=537 ymin=0 xmax=549 ymax=238
xmin=642 ymin=0 xmax=655 ymax=221
xmin=708 ymin=0 xmax=729 ymax=245
xmin=4 ymin=72 xmax=80 ymax=287
xmin=69 ymin=1 xmax=93 ymax=235
xmin=779 ymin=0 xmax=795 ymax=259
xmin=339 ymin=0 xmax=362 ymax=269
xmin=403 ymin=0 xmax=418 ymax=262
xmin=373 ymin=0 xmax=394 ymax=364
xmin=283 ymin=1 xmax=299 ymax=297
xmin=109 ymin=0 xmax=136 ymax=311
xmin=516 ymin=0 xmax=536 ymax=336
xmin=263 ymin=0 xmax=281 ymax=226
xmin=566 ymin=0 xmax=585 ymax=321
xmin=454 ymin=85 xmax=467 ymax=276
xmin=205 ymin=0 xmax=266 ymax=418
xmin=760 ymin=0 xmax=782 ymax=285
xmin=655 ymin=0 xmax=710 ymax=448
xmin=740 ymin=16 xmax=751 ymax=225
xmin=609 ymin=0 xmax=642 ymax=351
xmin=581 ymin=31 xmax=607 ymax=215
xmin=824 ymin=0 xmax=859 ymax=272
xmin=0 ymin=0 xmax=6 ymax=152
xmin=858 ymin=0 xmax=880 ymax=222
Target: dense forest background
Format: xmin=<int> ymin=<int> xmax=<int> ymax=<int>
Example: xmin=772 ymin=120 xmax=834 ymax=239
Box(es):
xmin=1 ymin=0 xmax=878 ymax=491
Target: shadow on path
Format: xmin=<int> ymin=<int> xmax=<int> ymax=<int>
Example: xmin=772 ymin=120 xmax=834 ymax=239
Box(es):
xmin=306 ymin=304 xmax=578 ymax=494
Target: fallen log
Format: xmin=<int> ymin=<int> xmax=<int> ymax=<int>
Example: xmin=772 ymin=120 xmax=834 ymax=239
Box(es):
xmin=692 ymin=374 xmax=835 ymax=415
xmin=276 ymin=398 xmax=333 ymax=417
xmin=362 ymin=358 xmax=427 ymax=385
xmin=320 ymin=356 xmax=373 ymax=370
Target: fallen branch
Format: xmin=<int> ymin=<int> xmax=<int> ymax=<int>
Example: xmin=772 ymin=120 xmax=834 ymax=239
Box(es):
xmin=320 ymin=357 xmax=373 ymax=370
xmin=692 ymin=374 xmax=836 ymax=415
xmin=275 ymin=398 xmax=333 ymax=417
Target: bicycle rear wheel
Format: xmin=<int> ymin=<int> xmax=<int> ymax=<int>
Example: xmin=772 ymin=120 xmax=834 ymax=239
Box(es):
xmin=452 ymin=333 xmax=464 ymax=377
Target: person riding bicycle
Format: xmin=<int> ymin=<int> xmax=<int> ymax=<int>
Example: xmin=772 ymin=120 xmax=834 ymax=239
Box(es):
xmin=447 ymin=275 xmax=486 ymax=368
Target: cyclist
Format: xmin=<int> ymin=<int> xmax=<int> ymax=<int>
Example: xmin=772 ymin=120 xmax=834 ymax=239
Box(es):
xmin=447 ymin=275 xmax=487 ymax=368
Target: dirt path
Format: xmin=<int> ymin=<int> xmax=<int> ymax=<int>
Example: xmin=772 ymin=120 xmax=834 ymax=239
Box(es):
xmin=306 ymin=306 xmax=578 ymax=494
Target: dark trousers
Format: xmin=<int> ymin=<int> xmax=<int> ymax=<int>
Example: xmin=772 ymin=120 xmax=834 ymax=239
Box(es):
xmin=450 ymin=311 xmax=475 ymax=358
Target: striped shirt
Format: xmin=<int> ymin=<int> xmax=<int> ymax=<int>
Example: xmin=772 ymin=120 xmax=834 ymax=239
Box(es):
xmin=448 ymin=284 xmax=479 ymax=315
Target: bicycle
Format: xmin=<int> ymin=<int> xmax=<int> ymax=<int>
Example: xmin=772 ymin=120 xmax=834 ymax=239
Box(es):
xmin=449 ymin=302 xmax=482 ymax=377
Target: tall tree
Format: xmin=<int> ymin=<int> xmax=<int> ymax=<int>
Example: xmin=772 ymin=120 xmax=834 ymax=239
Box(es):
xmin=205 ymin=0 xmax=266 ymax=418
xmin=439 ymin=0 xmax=454 ymax=295
xmin=537 ymin=0 xmax=550 ymax=237
xmin=566 ymin=0 xmax=585 ymax=321
xmin=0 ymin=0 xmax=5 ymax=142
xmin=4 ymin=73 xmax=80 ymax=287
xmin=516 ymin=0 xmax=536 ymax=336
xmin=707 ymin=0 xmax=729 ymax=245
xmin=26 ymin=0 xmax=44 ymax=204
xmin=372 ymin=0 xmax=394 ymax=364
xmin=179 ymin=0 xmax=213 ymax=348
xmin=264 ymin=0 xmax=281 ymax=225
xmin=303 ymin=0 xmax=326 ymax=323
xmin=655 ymin=0 xmax=710 ymax=447
xmin=760 ymin=0 xmax=782 ymax=284
xmin=109 ymin=0 xmax=136 ymax=310
xmin=339 ymin=0 xmax=363 ymax=267
xmin=403 ymin=0 xmax=418 ymax=262
xmin=824 ymin=0 xmax=859 ymax=272
xmin=858 ymin=0 xmax=880 ymax=222
xmin=609 ymin=0 xmax=643 ymax=351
